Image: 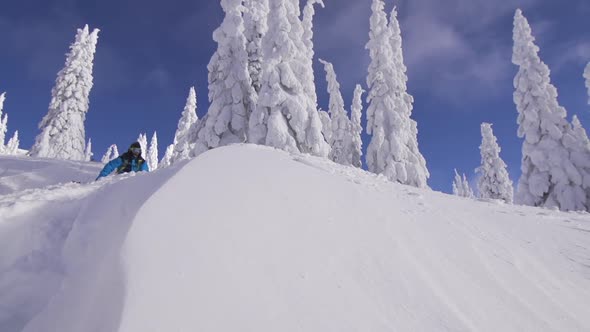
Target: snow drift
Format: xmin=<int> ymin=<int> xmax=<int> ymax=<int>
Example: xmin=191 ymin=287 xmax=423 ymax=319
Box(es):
xmin=1 ymin=144 xmax=590 ymax=331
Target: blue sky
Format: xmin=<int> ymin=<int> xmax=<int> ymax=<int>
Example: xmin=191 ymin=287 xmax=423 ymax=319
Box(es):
xmin=0 ymin=0 xmax=589 ymax=192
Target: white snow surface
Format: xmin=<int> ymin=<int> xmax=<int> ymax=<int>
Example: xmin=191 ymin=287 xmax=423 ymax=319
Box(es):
xmin=2 ymin=144 xmax=590 ymax=331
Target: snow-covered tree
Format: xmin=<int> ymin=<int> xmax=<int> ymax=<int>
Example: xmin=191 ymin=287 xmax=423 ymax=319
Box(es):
xmin=351 ymin=84 xmax=365 ymax=168
xmin=320 ymin=58 xmax=351 ymax=165
xmin=194 ymin=0 xmax=256 ymax=156
xmin=0 ymin=92 xmax=7 ymax=153
xmin=29 ymin=25 xmax=100 ymax=160
xmin=5 ymin=131 xmax=19 ymax=155
xmin=453 ymin=169 xmax=474 ymax=198
xmin=318 ymin=109 xmax=332 ymax=145
xmin=244 ymin=0 xmax=269 ymax=94
xmin=302 ymin=0 xmax=324 ymax=108
xmin=159 ymin=144 xmax=174 ymax=168
xmin=365 ymin=3 xmax=429 ymax=187
xmin=248 ymin=0 xmax=329 ymax=157
xmin=101 ymin=144 xmax=119 ymax=163
xmin=585 ymin=63 xmax=590 ymax=104
xmin=147 ymin=132 xmax=159 ymax=171
xmin=172 ymin=86 xmax=199 ymax=163
xmin=137 ymin=133 xmax=148 ymax=157
xmin=476 ymin=123 xmax=514 ymax=203
xmin=513 ymin=9 xmax=586 ymax=211
xmin=84 ymin=138 xmax=93 ymax=162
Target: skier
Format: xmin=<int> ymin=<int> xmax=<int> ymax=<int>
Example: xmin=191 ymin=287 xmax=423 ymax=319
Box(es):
xmin=96 ymin=142 xmax=149 ymax=180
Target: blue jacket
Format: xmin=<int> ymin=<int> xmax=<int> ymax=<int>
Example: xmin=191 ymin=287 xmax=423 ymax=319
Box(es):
xmin=96 ymin=152 xmax=149 ymax=180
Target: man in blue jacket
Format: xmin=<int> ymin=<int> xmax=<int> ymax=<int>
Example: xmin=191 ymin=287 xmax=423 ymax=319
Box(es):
xmin=96 ymin=142 xmax=149 ymax=180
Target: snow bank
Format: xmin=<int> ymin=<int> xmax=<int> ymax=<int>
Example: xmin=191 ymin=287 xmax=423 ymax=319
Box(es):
xmin=2 ymin=144 xmax=590 ymax=331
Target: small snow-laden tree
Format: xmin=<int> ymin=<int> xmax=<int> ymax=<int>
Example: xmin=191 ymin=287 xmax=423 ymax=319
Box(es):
xmin=84 ymin=138 xmax=93 ymax=162
xmin=365 ymin=3 xmax=428 ymax=187
xmin=159 ymin=144 xmax=174 ymax=168
xmin=476 ymin=123 xmax=514 ymax=203
xmin=585 ymin=63 xmax=590 ymax=104
xmin=351 ymin=84 xmax=365 ymax=168
xmin=244 ymin=0 xmax=269 ymax=94
xmin=5 ymin=131 xmax=19 ymax=155
xmin=137 ymin=133 xmax=148 ymax=157
xmin=111 ymin=144 xmax=119 ymax=159
xmin=147 ymin=132 xmax=159 ymax=171
xmin=453 ymin=169 xmax=474 ymax=198
xmin=0 ymin=92 xmax=7 ymax=153
xmin=101 ymin=144 xmax=118 ymax=163
xmin=318 ymin=109 xmax=332 ymax=146
xmin=0 ymin=92 xmax=9 ymax=154
xmin=513 ymin=9 xmax=586 ymax=211
xmin=319 ymin=58 xmax=351 ymax=165
xmin=172 ymin=86 xmax=199 ymax=163
xmin=29 ymin=25 xmax=100 ymax=160
xmin=566 ymin=115 xmax=590 ymax=206
xmin=248 ymin=0 xmax=329 ymax=157
xmin=194 ymin=0 xmax=256 ymax=157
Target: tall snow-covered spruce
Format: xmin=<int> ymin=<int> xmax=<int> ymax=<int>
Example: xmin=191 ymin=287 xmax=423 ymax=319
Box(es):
xmin=351 ymin=85 xmax=365 ymax=168
xmin=194 ymin=0 xmax=256 ymax=156
xmin=320 ymin=59 xmax=351 ymax=165
xmin=476 ymin=123 xmax=514 ymax=203
xmin=365 ymin=2 xmax=428 ymax=187
xmin=248 ymin=0 xmax=329 ymax=157
xmin=512 ymin=9 xmax=587 ymax=211
xmin=172 ymin=86 xmax=199 ymax=163
xmin=29 ymin=25 xmax=99 ymax=160
xmin=301 ymin=0 xmax=324 ymax=109
xmin=243 ymin=0 xmax=269 ymax=94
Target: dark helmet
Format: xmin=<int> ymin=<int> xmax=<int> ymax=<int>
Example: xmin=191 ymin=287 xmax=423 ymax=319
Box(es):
xmin=129 ymin=142 xmax=142 ymax=156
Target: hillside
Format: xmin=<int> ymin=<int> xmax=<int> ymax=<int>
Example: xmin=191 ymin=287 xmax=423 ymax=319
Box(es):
xmin=1 ymin=144 xmax=590 ymax=331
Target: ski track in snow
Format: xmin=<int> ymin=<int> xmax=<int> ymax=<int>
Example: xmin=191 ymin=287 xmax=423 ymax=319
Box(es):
xmin=1 ymin=145 xmax=590 ymax=331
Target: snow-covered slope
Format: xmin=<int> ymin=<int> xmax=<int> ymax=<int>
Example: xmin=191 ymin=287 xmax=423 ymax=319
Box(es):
xmin=2 ymin=144 xmax=590 ymax=331
xmin=0 ymin=155 xmax=101 ymax=195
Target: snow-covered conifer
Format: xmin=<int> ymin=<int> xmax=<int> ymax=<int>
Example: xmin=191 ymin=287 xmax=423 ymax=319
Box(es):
xmin=365 ymin=3 xmax=429 ymax=187
xmin=147 ymin=132 xmax=159 ymax=171
xmin=5 ymin=131 xmax=19 ymax=155
xmin=320 ymin=58 xmax=351 ymax=165
xmin=0 ymin=92 xmax=7 ymax=153
xmin=513 ymin=9 xmax=586 ymax=211
xmin=194 ymin=0 xmax=256 ymax=156
xmin=302 ymin=0 xmax=324 ymax=107
xmin=172 ymin=86 xmax=199 ymax=163
xmin=101 ymin=144 xmax=119 ymax=163
xmin=111 ymin=144 xmax=119 ymax=159
xmin=244 ymin=0 xmax=269 ymax=94
xmin=159 ymin=144 xmax=174 ymax=169
xmin=585 ymin=63 xmax=590 ymax=104
xmin=84 ymin=138 xmax=93 ymax=162
xmin=351 ymin=84 xmax=365 ymax=168
xmin=29 ymin=25 xmax=99 ymax=160
xmin=318 ymin=109 xmax=332 ymax=146
xmin=138 ymin=133 xmax=148 ymax=157
xmin=453 ymin=169 xmax=474 ymax=198
xmin=476 ymin=123 xmax=514 ymax=203
xmin=248 ymin=0 xmax=329 ymax=157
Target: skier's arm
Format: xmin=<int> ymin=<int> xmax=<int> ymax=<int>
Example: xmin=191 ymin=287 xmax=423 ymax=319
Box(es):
xmin=96 ymin=157 xmax=123 ymax=180
xmin=140 ymin=161 xmax=149 ymax=172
